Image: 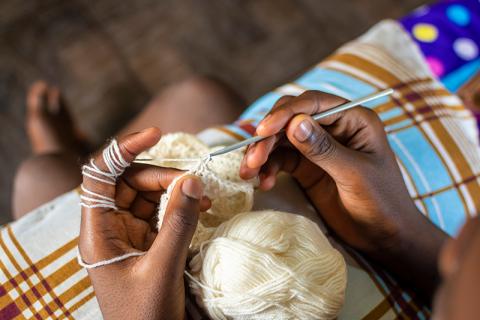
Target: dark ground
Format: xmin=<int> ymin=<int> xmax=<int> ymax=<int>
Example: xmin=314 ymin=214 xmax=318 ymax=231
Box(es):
xmin=0 ymin=0 xmax=428 ymax=223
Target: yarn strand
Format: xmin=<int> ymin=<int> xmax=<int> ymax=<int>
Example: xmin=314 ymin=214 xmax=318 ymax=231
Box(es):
xmin=80 ymin=139 xmax=129 ymax=210
xmin=77 ymin=251 xmax=146 ymax=269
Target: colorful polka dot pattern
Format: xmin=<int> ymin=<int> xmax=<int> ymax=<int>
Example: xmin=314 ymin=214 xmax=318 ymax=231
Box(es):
xmin=413 ymin=23 xmax=439 ymax=42
xmin=401 ymin=0 xmax=480 ymax=79
xmin=447 ymin=4 xmax=471 ymax=26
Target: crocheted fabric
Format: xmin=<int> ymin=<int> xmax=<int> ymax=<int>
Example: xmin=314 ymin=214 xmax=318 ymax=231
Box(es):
xmin=138 ymin=133 xmax=257 ymax=251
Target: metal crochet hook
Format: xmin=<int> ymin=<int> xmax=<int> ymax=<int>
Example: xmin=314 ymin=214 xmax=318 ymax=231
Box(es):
xmin=208 ymin=88 xmax=394 ymax=158
xmin=134 ymin=88 xmax=394 ymax=164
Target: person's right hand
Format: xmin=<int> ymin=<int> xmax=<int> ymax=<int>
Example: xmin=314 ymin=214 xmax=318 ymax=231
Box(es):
xmin=240 ymin=91 xmax=447 ymax=300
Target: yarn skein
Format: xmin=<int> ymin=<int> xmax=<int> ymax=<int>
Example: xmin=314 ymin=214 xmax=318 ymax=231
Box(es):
xmin=188 ymin=210 xmax=347 ymax=320
xmin=141 ymin=133 xmax=348 ymax=319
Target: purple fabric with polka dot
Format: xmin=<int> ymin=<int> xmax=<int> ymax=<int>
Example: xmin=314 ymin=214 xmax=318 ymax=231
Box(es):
xmin=400 ymin=0 xmax=480 ymax=78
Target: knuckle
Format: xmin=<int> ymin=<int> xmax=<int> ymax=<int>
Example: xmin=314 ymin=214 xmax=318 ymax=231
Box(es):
xmin=359 ymin=107 xmax=384 ymax=129
xmin=275 ymin=106 xmax=294 ymax=120
xmin=308 ymin=131 xmax=336 ymax=161
xmin=166 ymin=209 xmax=196 ymax=237
xmin=274 ymin=95 xmax=293 ymax=108
xmin=299 ymin=90 xmax=320 ymax=98
xmin=118 ymin=142 xmax=135 ymax=159
xmin=363 ymin=107 xmax=379 ymax=120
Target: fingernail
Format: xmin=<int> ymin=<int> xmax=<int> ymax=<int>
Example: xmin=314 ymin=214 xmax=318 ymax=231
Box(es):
xmin=294 ymin=120 xmax=313 ymax=142
xmin=182 ymin=177 xmax=203 ymax=200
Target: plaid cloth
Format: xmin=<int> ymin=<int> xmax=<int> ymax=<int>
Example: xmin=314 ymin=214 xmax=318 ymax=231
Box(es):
xmin=1 ymin=20 xmax=479 ymax=319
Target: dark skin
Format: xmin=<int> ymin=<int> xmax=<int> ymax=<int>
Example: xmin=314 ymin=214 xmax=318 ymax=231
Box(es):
xmin=80 ymin=91 xmax=480 ymax=319
xmin=79 ymin=128 xmax=212 ymax=320
xmin=436 ymin=215 xmax=480 ymax=320
xmin=238 ymin=91 xmax=447 ymax=302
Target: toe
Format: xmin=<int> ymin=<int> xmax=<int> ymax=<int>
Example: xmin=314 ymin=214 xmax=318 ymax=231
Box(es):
xmin=27 ymin=81 xmax=49 ymax=114
xmin=47 ymin=86 xmax=61 ymax=114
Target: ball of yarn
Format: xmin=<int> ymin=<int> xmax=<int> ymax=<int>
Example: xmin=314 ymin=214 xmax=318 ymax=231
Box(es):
xmin=188 ymin=210 xmax=347 ymax=320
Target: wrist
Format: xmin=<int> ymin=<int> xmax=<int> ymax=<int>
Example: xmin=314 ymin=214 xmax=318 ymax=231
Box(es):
xmin=371 ymin=206 xmax=449 ymax=303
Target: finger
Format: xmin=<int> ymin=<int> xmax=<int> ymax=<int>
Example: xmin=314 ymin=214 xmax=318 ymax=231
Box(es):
xmin=144 ymin=175 xmax=203 ymax=275
xmin=115 ymin=179 xmax=138 ymax=209
xmin=81 ymin=128 xmax=162 ymax=213
xmin=257 ymin=95 xmax=295 ymax=132
xmin=130 ymin=195 xmax=157 ymax=220
xmin=439 ymin=217 xmax=480 ymax=277
xmin=257 ymin=149 xmax=296 ymax=190
xmin=240 ymin=96 xmax=294 ymax=177
xmin=244 ymin=135 xmax=276 ymax=168
xmin=285 ymin=114 xmax=356 ymax=181
xmin=240 ymin=135 xmax=288 ymax=180
xmin=316 ymin=106 xmax=387 ymax=151
xmin=121 ymin=165 xmax=182 ymax=192
xmin=257 ymin=146 xmax=326 ymax=191
xmin=257 ymin=91 xmax=347 ymax=136
xmin=242 ymin=91 xmax=346 ymax=175
xmin=200 ymin=196 xmax=212 ymax=212
xmin=114 ymin=165 xmax=182 ymax=210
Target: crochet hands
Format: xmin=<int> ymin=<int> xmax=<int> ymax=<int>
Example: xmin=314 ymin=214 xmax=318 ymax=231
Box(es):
xmin=78 ymin=128 xmax=210 ymax=320
xmin=240 ymin=91 xmax=432 ymax=254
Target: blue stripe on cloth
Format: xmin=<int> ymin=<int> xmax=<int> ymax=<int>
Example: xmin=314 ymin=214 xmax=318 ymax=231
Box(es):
xmin=417 ymin=312 xmax=427 ymax=320
xmin=430 ymin=188 xmax=467 ymax=235
xmin=423 ymin=197 xmax=446 ymax=231
xmin=238 ymin=92 xmax=282 ymax=122
xmin=388 ymin=128 xmax=453 ymax=194
xmin=441 ymin=58 xmax=480 ymax=93
xmin=378 ymin=107 xmax=404 ymax=122
xmin=294 ymin=67 xmax=390 ymax=108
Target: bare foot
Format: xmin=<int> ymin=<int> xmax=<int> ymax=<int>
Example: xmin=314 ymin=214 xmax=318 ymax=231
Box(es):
xmin=26 ymin=81 xmax=89 ymax=155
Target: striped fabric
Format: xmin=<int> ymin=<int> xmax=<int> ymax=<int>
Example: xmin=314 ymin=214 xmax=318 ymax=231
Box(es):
xmin=1 ymin=20 xmax=479 ymax=319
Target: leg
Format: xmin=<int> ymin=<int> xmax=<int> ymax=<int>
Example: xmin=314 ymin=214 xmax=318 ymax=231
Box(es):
xmin=118 ymin=75 xmax=245 ymax=136
xmin=13 ymin=82 xmax=86 ymax=219
xmin=13 ymin=76 xmax=246 ymax=219
xmin=13 ymin=154 xmax=82 ymax=219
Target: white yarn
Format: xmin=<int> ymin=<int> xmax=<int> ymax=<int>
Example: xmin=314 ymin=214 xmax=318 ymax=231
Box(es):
xmin=188 ymin=211 xmax=347 ymax=320
xmin=78 ymin=133 xmax=348 ymax=320
xmin=139 ymin=133 xmax=257 ymax=251
xmin=81 ymin=139 xmax=129 ymax=186
xmin=77 ymin=251 xmax=146 ymax=269
xmin=80 ymin=184 xmax=118 ymax=210
xmin=141 ymin=133 xmax=347 ymax=319
xmin=78 ymin=139 xmax=132 ymax=264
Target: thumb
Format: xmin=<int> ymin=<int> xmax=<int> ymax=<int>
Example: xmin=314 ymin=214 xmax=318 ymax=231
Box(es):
xmin=145 ymin=175 xmax=203 ymax=272
xmin=286 ymin=114 xmax=355 ymax=179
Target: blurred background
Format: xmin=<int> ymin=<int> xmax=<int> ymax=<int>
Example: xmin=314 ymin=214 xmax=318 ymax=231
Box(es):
xmin=0 ymin=0 xmax=426 ymax=222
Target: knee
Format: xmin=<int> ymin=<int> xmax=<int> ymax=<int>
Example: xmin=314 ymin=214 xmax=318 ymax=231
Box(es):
xmin=169 ymin=75 xmax=242 ymax=102
xmin=179 ymin=75 xmax=219 ymax=89
xmin=13 ymin=154 xmax=81 ymax=219
xmin=15 ymin=154 xmax=78 ymax=185
xmin=14 ymin=155 xmax=49 ymax=189
xmin=168 ymin=75 xmax=224 ymax=96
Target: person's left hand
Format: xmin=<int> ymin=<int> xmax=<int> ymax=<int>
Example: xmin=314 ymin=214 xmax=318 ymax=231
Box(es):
xmin=78 ymin=128 xmax=211 ymax=320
